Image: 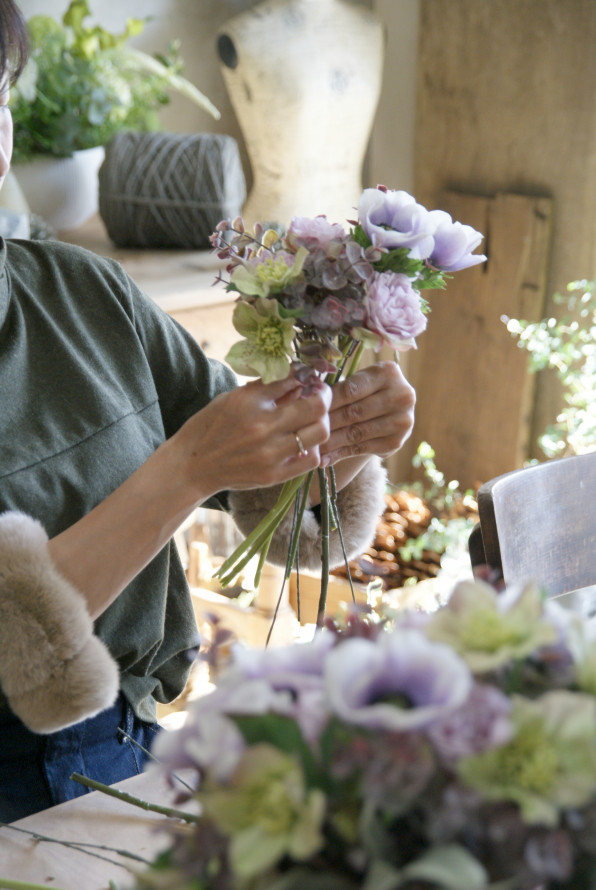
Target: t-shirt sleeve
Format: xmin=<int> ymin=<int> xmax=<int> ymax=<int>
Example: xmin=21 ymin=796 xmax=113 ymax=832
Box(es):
xmin=121 ymin=266 xmax=237 ymax=436
xmin=102 ymin=257 xmax=237 ymax=509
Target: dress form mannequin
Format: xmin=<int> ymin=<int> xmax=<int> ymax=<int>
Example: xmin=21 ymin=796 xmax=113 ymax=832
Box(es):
xmin=217 ymin=0 xmax=385 ymax=228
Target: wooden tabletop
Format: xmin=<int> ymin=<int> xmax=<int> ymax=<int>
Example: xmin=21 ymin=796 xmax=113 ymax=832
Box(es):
xmin=0 ymin=771 xmax=193 ymax=890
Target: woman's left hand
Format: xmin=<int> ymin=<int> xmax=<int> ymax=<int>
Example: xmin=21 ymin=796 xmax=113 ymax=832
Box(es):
xmin=319 ymin=361 xmax=415 ymax=467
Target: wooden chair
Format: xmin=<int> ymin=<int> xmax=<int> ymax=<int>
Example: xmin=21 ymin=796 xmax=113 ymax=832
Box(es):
xmin=469 ymin=451 xmax=596 ymax=600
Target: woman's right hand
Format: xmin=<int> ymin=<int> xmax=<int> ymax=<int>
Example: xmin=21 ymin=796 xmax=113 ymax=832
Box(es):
xmin=47 ymin=377 xmax=332 ymax=618
xmin=171 ymin=376 xmax=333 ymax=497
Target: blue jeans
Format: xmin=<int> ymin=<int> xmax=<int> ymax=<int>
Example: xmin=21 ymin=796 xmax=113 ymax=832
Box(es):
xmin=0 ymin=694 xmax=161 ymax=822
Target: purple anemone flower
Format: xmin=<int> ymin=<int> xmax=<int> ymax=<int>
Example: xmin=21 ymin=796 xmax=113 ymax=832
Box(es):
xmin=228 ymin=633 xmax=337 ymax=741
xmin=357 ymin=188 xmax=436 ymax=258
xmin=427 ymin=209 xmax=487 ymax=271
xmin=324 ymin=629 xmax=472 ymax=732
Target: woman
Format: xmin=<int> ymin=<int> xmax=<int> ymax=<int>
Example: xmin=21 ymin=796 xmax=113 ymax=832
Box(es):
xmin=0 ymin=0 xmax=415 ymax=821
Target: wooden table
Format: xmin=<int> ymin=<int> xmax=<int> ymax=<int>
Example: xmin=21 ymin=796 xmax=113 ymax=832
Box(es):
xmin=0 ymin=771 xmax=193 ymax=889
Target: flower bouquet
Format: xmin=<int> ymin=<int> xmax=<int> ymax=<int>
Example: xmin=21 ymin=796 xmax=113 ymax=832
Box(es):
xmin=132 ymin=577 xmax=596 ymax=889
xmin=209 ymin=187 xmax=486 ymax=621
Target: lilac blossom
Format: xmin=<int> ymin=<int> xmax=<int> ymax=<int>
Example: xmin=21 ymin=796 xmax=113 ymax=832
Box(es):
xmin=324 ymin=629 xmax=472 ymax=732
xmin=427 ymin=682 xmax=513 ymax=764
xmin=427 ymin=209 xmax=487 ymax=272
xmin=362 ymin=271 xmax=427 ymax=350
xmin=362 ymin=731 xmax=435 ymax=814
xmin=309 ymin=295 xmax=366 ymax=333
xmin=295 ymin=342 xmax=340 ymax=375
xmin=357 ymin=187 xmax=436 ymax=258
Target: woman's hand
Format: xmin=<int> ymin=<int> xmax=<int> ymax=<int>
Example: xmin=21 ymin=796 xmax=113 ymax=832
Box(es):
xmin=48 ymin=376 xmax=332 ymax=618
xmin=320 ymin=361 xmax=415 ymax=467
xmin=173 ymin=375 xmax=332 ymax=496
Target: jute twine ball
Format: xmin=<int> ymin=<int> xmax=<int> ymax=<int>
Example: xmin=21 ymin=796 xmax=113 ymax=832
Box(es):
xmin=98 ymin=131 xmax=246 ymax=249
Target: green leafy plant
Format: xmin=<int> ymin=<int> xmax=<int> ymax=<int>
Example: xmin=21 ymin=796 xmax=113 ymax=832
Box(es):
xmin=9 ymin=0 xmax=219 ymax=161
xmin=504 ymin=278 xmax=596 ymax=458
xmin=398 ymin=441 xmax=477 ymax=564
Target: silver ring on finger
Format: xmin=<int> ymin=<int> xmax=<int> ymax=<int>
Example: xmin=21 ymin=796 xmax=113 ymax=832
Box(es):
xmin=294 ymin=432 xmax=308 ymax=457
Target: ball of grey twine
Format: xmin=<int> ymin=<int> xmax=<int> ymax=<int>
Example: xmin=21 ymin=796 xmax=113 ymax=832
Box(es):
xmin=98 ymin=131 xmax=246 ymax=249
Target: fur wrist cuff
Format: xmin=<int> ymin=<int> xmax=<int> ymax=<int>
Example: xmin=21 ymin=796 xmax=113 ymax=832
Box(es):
xmin=228 ymin=456 xmax=387 ymax=572
xmin=0 ymin=512 xmax=119 ymax=734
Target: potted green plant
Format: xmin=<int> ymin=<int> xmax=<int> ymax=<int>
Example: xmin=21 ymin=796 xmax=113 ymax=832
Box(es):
xmin=8 ymin=0 xmax=220 ymax=230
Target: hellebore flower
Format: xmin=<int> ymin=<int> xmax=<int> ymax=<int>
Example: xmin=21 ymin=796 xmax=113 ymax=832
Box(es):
xmin=324 ymin=628 xmax=472 ymax=732
xmin=458 ymin=691 xmax=596 ymax=826
xmin=357 ymin=187 xmax=436 ymax=258
xmin=198 ymin=743 xmax=326 ymax=879
xmin=356 ymin=271 xmax=427 ymax=351
xmin=427 ymin=209 xmax=487 ymax=271
xmin=225 ymin=296 xmax=296 ymax=382
xmin=230 ymin=246 xmax=308 ymax=298
xmin=426 ymin=578 xmax=558 ymax=674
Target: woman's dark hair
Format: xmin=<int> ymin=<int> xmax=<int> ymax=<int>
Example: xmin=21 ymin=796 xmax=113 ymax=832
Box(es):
xmin=0 ymin=0 xmax=28 ymax=85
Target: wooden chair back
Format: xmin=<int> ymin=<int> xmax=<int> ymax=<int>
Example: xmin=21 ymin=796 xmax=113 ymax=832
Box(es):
xmin=470 ymin=451 xmax=596 ymax=598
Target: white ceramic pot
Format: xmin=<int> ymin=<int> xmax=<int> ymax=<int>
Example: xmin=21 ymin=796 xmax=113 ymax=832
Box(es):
xmin=11 ymin=145 xmax=105 ymax=231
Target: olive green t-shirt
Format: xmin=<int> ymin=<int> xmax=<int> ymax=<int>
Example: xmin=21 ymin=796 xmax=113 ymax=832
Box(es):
xmin=0 ymin=236 xmax=236 ymax=722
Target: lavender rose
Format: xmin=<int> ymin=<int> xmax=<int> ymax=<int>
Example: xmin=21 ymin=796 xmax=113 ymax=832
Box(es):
xmin=362 ymin=271 xmax=427 ymax=350
xmin=427 ymin=209 xmax=487 ymax=271
xmin=357 ymin=187 xmax=436 ymax=258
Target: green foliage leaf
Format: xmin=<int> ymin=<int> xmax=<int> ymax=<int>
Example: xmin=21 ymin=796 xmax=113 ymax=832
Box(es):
xmin=233 ymin=714 xmax=322 ymax=788
xmin=351 ymin=223 xmax=372 ymax=248
xmin=400 ymin=844 xmax=487 ymax=890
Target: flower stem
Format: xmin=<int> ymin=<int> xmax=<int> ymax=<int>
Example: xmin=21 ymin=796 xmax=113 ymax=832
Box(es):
xmin=283 ymin=471 xmax=315 ymax=582
xmin=215 ymin=475 xmax=306 ymax=586
xmin=316 ymin=467 xmax=330 ymax=627
xmin=252 ymin=529 xmax=274 ymax=589
xmin=345 ymin=340 xmax=365 ymax=378
xmin=0 ymin=880 xmax=69 ymax=890
xmin=70 ymin=773 xmax=200 ymax=824
xmin=328 ymin=467 xmax=356 ymax=603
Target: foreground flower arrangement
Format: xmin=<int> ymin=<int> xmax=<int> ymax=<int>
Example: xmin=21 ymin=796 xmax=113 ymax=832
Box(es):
xmin=132 ymin=578 xmax=596 ymax=890
xmin=209 ymin=187 xmax=486 ymax=610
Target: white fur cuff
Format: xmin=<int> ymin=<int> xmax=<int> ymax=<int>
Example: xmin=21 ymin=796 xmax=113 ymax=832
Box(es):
xmin=228 ymin=456 xmax=387 ymax=572
xmin=0 ymin=512 xmax=119 ymax=734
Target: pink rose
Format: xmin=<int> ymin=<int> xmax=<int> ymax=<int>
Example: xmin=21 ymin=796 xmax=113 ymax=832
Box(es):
xmin=286 ymin=215 xmax=346 ymax=252
xmin=364 ymin=271 xmax=427 ymax=350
